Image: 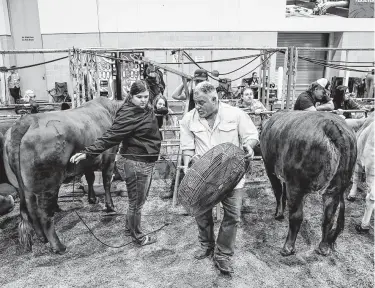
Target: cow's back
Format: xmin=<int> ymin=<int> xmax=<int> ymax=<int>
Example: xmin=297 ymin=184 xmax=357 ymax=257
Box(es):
xmin=6 ymin=98 xmax=120 ymax=190
xmin=261 ymin=111 xmax=357 ymax=191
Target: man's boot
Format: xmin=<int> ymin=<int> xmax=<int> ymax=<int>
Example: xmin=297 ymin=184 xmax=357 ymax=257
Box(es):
xmin=194 ymin=247 xmax=214 ymax=260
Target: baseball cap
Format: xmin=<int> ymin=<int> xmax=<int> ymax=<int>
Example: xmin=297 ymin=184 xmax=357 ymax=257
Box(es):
xmin=316 ymin=78 xmax=330 ymax=90
xmin=194 ymin=69 xmax=208 ymax=81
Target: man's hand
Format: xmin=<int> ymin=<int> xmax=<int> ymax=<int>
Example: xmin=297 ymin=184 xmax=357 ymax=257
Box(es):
xmin=243 ymin=144 xmax=254 ymax=160
xmin=189 ymin=154 xmax=200 ymax=166
xmin=70 ymin=153 xmax=87 ymax=164
xmin=183 ymin=166 xmax=189 ymax=174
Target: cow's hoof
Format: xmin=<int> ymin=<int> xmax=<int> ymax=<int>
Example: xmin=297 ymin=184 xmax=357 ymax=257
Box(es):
xmin=315 ymin=243 xmax=331 ymax=256
xmin=105 ymin=205 xmax=116 ymax=213
xmin=88 ymin=198 xmax=99 ymax=205
xmin=280 ymin=246 xmax=295 ymax=256
xmin=274 ymin=214 xmax=284 ymax=221
xmin=54 ymin=204 xmax=63 ymax=213
xmin=51 ymin=245 xmax=67 ymax=255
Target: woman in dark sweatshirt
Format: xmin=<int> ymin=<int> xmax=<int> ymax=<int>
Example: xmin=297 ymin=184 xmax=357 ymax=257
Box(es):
xmin=70 ymin=80 xmax=161 ymax=246
xmin=333 ymin=85 xmax=367 ymax=119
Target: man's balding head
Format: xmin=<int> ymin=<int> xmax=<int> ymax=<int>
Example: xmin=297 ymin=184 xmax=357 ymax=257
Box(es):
xmin=193 ymin=81 xmax=219 ymax=118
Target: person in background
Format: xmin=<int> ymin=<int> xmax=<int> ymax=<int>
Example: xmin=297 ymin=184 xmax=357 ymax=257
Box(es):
xmin=356 ymin=78 xmax=366 ymax=98
xmin=7 ymin=67 xmax=21 ymax=103
xmin=171 ymin=69 xmax=208 ymax=112
xmin=153 ymin=94 xmax=176 ymax=133
xmin=294 ymin=78 xmax=334 ymax=111
xmin=237 ymin=87 xmax=267 ymax=115
xmin=70 ymin=80 xmax=161 ymax=246
xmin=365 ymin=69 xmax=374 ymax=98
xmin=23 ymin=90 xmax=39 ymax=114
xmin=242 ymin=72 xmax=260 ymax=99
xmin=143 ymin=64 xmax=166 ymax=103
xmin=333 ymin=85 xmax=369 ymax=119
xmin=180 ymin=81 xmax=259 ymax=274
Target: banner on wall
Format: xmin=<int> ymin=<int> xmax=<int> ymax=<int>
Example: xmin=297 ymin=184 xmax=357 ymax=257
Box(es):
xmin=96 ymin=52 xmax=117 ymax=97
xmin=285 ymin=0 xmax=374 ymax=18
xmin=349 ymin=0 xmax=374 ymax=18
xmin=119 ymin=52 xmax=145 ymax=98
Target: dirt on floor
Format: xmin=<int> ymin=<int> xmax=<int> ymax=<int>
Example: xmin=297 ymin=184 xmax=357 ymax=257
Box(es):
xmin=0 ymin=165 xmax=374 ymax=288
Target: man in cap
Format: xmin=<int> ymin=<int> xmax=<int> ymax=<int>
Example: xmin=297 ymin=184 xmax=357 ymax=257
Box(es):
xmin=294 ymin=78 xmax=334 ymax=111
xmin=171 ymin=68 xmax=208 ymax=112
xmin=180 ymin=81 xmax=259 ymax=274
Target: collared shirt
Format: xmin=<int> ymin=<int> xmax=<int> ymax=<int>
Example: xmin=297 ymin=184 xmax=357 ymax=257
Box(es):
xmin=180 ymin=102 xmax=259 ymax=157
xmin=180 ymin=102 xmax=259 ymax=189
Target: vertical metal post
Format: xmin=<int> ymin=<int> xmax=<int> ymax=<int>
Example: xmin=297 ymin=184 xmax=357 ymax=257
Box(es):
xmin=344 ymin=50 xmax=350 ymax=86
xmin=261 ymin=50 xmax=267 ymax=105
xmin=210 ymin=50 xmax=213 ymax=75
xmin=281 ymin=48 xmax=288 ymax=110
xmin=115 ymin=52 xmax=122 ymax=100
xmin=94 ymin=52 xmax=100 ymax=98
xmin=266 ymin=53 xmax=271 ymax=110
xmin=81 ymin=52 xmax=86 ymax=106
xmin=165 ymin=50 xmax=168 ymax=98
xmin=291 ymin=47 xmax=298 ymax=107
xmin=324 ymin=33 xmax=334 ymax=80
xmin=286 ymin=46 xmax=294 ymax=110
xmin=69 ymin=49 xmax=76 ymax=108
xmin=0 ymin=53 xmax=7 ymax=105
xmin=173 ymin=50 xmax=189 ymax=207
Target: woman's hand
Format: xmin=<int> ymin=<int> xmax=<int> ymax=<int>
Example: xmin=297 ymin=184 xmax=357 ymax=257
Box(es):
xmin=70 ymin=153 xmax=87 ymax=164
xmin=336 ymin=108 xmax=344 ymax=115
xmin=254 ymin=109 xmax=262 ymax=115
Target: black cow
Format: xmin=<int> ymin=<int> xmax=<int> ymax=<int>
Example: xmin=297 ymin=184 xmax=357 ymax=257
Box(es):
xmin=3 ymin=97 xmax=123 ymax=254
xmin=260 ymin=111 xmax=357 ymax=256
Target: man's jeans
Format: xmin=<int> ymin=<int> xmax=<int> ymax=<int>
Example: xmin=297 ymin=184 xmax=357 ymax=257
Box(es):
xmin=195 ymin=188 xmax=244 ymax=259
xmin=116 ymin=157 xmax=154 ymax=243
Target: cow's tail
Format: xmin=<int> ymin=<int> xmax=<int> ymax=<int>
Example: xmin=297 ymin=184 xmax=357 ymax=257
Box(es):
xmin=324 ymin=119 xmax=357 ymax=241
xmin=9 ymin=120 xmax=34 ymax=251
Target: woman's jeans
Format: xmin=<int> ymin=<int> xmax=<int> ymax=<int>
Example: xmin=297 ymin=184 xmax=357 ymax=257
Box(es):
xmin=116 ymin=157 xmax=155 ymax=243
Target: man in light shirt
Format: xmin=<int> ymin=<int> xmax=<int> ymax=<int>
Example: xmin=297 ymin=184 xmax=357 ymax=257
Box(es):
xmin=179 ymin=81 xmax=259 ymax=274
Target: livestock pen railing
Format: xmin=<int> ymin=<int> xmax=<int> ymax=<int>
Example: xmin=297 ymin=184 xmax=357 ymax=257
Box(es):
xmin=0 ymin=46 xmax=374 ymax=210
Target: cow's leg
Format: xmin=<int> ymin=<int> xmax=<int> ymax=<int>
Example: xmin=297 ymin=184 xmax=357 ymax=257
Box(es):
xmin=18 ymin=194 xmax=33 ymax=252
xmin=316 ymin=192 xmax=342 ymax=256
xmin=25 ymin=193 xmax=48 ymax=243
xmin=102 ymin=162 xmax=115 ymax=213
xmin=347 ymin=163 xmax=362 ymax=201
xmin=84 ymin=171 xmax=99 ymax=205
xmin=281 ymin=185 xmax=304 ymax=256
xmin=36 ymin=192 xmax=66 ymax=254
xmin=53 ymin=187 xmax=62 ymax=213
xmin=265 ymin=167 xmax=285 ymax=220
xmin=360 ymin=169 xmax=375 ymax=229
